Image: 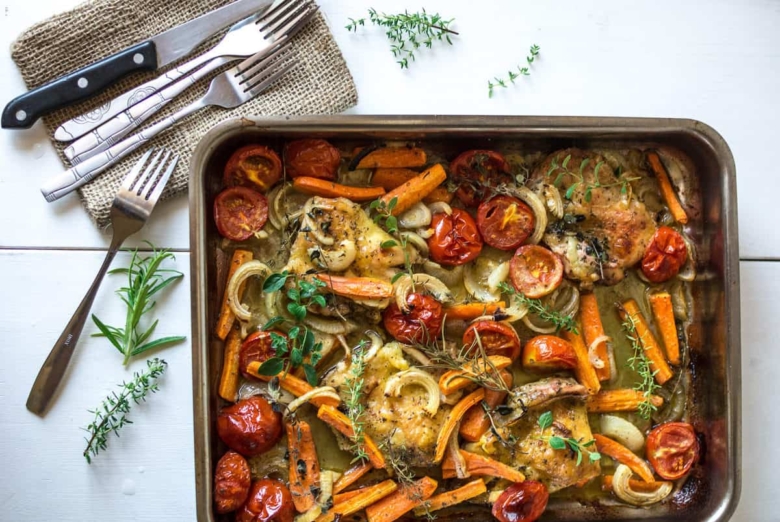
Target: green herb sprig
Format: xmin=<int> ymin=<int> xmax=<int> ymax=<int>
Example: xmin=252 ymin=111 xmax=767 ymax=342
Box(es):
xmin=538 ymin=411 xmax=601 ymax=466
xmin=499 ymin=282 xmax=579 ymax=333
xmin=82 ymin=358 xmax=167 ymax=463
xmin=92 ymin=244 xmax=185 ymax=366
xmin=620 ymin=308 xmax=661 ymax=419
xmin=344 ymin=341 xmax=369 ymax=463
xmin=488 ymin=45 xmax=540 ymax=98
xmin=346 ymin=8 xmax=458 ymax=69
xmin=546 ymin=154 xmax=641 ymax=202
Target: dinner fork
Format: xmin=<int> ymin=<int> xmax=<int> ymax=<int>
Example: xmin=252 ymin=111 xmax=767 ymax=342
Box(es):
xmin=54 ymin=0 xmax=312 ymax=142
xmin=62 ymin=0 xmax=315 ymax=162
xmin=41 ymin=44 xmax=298 ymax=202
xmin=27 ymin=149 xmax=178 ymax=416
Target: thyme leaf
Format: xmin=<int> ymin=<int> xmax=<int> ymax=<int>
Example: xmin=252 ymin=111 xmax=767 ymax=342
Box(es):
xmin=488 ymin=44 xmax=540 ymax=98
xmin=620 ymin=307 xmax=661 ymax=420
xmin=499 ymin=282 xmax=579 ymax=333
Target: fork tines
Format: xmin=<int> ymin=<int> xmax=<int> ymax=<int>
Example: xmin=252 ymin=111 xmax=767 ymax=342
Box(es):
xmin=259 ymin=0 xmax=317 ymax=40
xmin=118 ymin=148 xmax=179 ymax=205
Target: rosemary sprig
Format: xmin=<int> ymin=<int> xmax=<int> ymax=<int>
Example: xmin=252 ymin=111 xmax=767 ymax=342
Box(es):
xmin=538 ymin=411 xmax=600 ymax=466
xmin=488 ymin=44 xmax=540 ymax=98
xmin=346 ymin=8 xmax=458 ymax=69
xmin=620 ymin=308 xmax=661 ymax=420
xmin=344 ymin=341 xmax=369 ymax=463
xmin=499 ymin=282 xmax=579 ymax=333
xmin=82 ymin=358 xmax=167 ymax=463
xmin=91 ymin=243 xmax=185 ymax=366
xmin=545 ymin=154 xmax=641 ymax=202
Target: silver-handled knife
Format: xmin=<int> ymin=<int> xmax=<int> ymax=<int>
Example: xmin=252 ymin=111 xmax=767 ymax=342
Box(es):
xmin=1 ymin=0 xmax=273 ymax=130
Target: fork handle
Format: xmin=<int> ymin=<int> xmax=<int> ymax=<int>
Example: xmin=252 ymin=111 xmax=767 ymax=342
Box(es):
xmin=26 ymin=246 xmax=120 ymax=416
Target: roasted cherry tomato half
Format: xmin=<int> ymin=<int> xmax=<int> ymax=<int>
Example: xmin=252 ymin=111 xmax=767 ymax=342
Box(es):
xmin=214 ymin=187 xmax=269 ymax=241
xmin=646 ymin=422 xmax=700 ymax=480
xmin=450 ymin=150 xmax=512 ymax=207
xmin=509 ymin=245 xmax=564 ymax=298
xmin=214 ymin=450 xmax=252 ymax=514
xmin=477 ymin=195 xmax=536 ymax=251
xmin=463 ymin=321 xmax=522 ymax=361
xmin=217 ymin=396 xmax=282 ymax=457
xmin=284 ymin=139 xmax=341 ymax=180
xmin=240 ymin=330 xmax=287 ymax=379
xmin=235 ymin=479 xmax=294 ymax=522
xmin=641 ymin=226 xmax=688 ymax=283
xmin=491 ymin=480 xmax=549 ymax=522
xmin=428 ymin=209 xmax=483 ymax=266
xmin=224 ymin=145 xmax=282 ymax=192
xmin=383 ymin=293 xmax=444 ymax=343
xmin=522 ymin=335 xmax=578 ymax=372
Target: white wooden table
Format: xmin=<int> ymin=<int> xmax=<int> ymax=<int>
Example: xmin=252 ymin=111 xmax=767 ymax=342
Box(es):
xmin=0 ymin=0 xmax=776 ymax=520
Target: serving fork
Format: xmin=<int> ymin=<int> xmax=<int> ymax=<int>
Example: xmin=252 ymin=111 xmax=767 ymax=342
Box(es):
xmin=27 ymin=150 xmax=178 ymax=415
xmin=41 ymin=43 xmax=298 ymax=202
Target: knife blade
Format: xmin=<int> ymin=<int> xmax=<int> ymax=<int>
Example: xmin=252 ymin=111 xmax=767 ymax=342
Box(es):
xmin=1 ymin=0 xmax=273 ymax=130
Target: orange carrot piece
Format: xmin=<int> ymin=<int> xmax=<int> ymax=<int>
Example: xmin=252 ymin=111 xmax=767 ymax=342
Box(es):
xmin=620 ymin=299 xmax=674 ymax=385
xmin=218 ymin=328 xmax=243 ymax=402
xmin=443 ymin=302 xmax=507 ymax=321
xmin=246 ymin=362 xmax=340 ymax=408
xmin=314 ymin=274 xmax=394 ymax=299
xmin=381 ymin=164 xmax=447 ymax=216
xmin=562 ymin=328 xmax=601 ymax=395
xmin=647 ymin=151 xmax=688 ymax=224
xmin=586 ymin=389 xmax=664 ymax=413
xmin=365 ymin=477 xmax=438 ymax=522
xmin=459 ymin=370 xmax=513 ymax=442
xmin=438 ymin=356 xmax=512 ymax=395
xmin=333 ymin=488 xmax=366 ymax=505
xmin=580 ymin=293 xmax=611 ymax=382
xmin=594 ymin=434 xmax=655 ymax=483
xmin=415 ymin=479 xmax=487 ymax=514
xmin=317 ymin=480 xmax=398 ymax=522
xmin=434 ymin=389 xmax=486 ymax=463
xmin=354 ymin=147 xmax=427 ymax=169
xmin=372 ymin=168 xmax=452 ymax=204
xmin=286 ymin=421 xmax=320 ymax=512
xmin=602 ymin=475 xmax=670 ymax=493
xmin=333 ymin=461 xmax=373 ymax=494
xmin=442 ymin=450 xmax=526 ymax=483
xmin=317 ymin=405 xmax=386 ymax=469
xmin=293 ymin=177 xmax=386 ymax=202
xmin=649 ymin=292 xmax=680 ymax=365
xmin=216 ymin=249 xmax=253 ymax=340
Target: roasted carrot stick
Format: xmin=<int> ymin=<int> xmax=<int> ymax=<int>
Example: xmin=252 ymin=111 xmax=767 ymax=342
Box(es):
xmin=562 ymin=328 xmax=601 ymax=395
xmin=218 ymin=328 xmax=243 ymax=402
xmin=246 ymin=361 xmax=340 ymax=408
xmin=314 ymin=274 xmax=394 ymax=299
xmin=216 ymin=249 xmax=253 ymax=340
xmin=649 ymin=292 xmax=680 ymax=365
xmin=594 ymin=434 xmax=655 ymax=483
xmin=381 ymin=164 xmax=447 ymax=216
xmin=316 ymin=480 xmax=398 ymax=522
xmin=365 ymin=477 xmax=438 ymax=522
xmin=317 ymin=405 xmax=386 ymax=469
xmin=580 ymin=293 xmax=611 ymax=382
xmin=438 ymin=356 xmax=512 ymax=395
xmin=459 ymin=370 xmax=513 ymax=442
xmin=414 ymin=479 xmax=487 ymax=514
xmin=620 ymin=299 xmax=674 ymax=385
xmin=434 ymin=389 xmax=486 ymax=463
xmin=293 ymin=177 xmax=386 ymax=202
xmin=354 ymin=147 xmax=427 ymax=169
xmin=646 ymin=151 xmax=688 ymax=224
xmin=443 ymin=302 xmax=507 ymax=321
xmin=333 ymin=461 xmax=373 ymax=494
xmin=372 ymin=167 xmax=453 ymax=205
xmin=333 ymin=487 xmax=367 ymax=505
xmin=286 ymin=421 xmax=321 ymax=512
xmin=442 ymin=450 xmax=526 ymax=482
xmin=586 ymin=389 xmax=664 ymax=413
xmin=602 ymin=475 xmax=669 ymax=493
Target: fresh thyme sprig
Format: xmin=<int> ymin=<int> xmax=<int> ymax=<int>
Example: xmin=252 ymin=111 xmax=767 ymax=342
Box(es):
xmin=346 ymin=8 xmax=458 ymax=69
xmin=82 ymin=358 xmax=167 ymax=463
xmin=620 ymin=308 xmax=661 ymax=420
xmin=545 ymin=154 xmax=641 ymax=202
xmin=538 ymin=411 xmax=601 ymax=466
xmin=91 ymin=243 xmax=185 ymax=366
xmin=488 ymin=44 xmax=540 ymax=98
xmin=499 ymin=282 xmax=579 ymax=333
xmin=344 ymin=341 xmax=369 ymax=463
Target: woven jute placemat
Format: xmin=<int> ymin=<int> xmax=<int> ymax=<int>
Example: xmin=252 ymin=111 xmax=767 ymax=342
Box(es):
xmin=10 ymin=0 xmax=357 ymax=228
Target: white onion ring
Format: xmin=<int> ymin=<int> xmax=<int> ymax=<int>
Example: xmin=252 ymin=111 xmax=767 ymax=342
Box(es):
xmin=448 ymin=426 xmax=469 ymax=478
xmin=542 ymin=184 xmax=564 ymax=219
xmin=287 ymin=387 xmax=341 ymax=414
xmin=398 ymin=202 xmax=432 ymax=229
xmin=269 ymin=183 xmax=302 ymax=230
xmin=308 ymin=240 xmax=357 ymax=271
xmin=227 ymin=261 xmax=272 ymax=322
xmin=394 ymin=274 xmax=453 ymax=312
xmin=401 ymin=232 xmax=429 ymax=257
xmin=428 ymin=202 xmax=452 ymax=216
xmin=304 ymin=314 xmax=358 ymax=335
xmin=440 ymin=389 xmax=464 ymax=405
xmin=464 ymin=258 xmax=503 ymax=303
xmin=416 ymin=227 xmax=435 ymax=239
xmin=509 ymin=186 xmax=548 ymax=245
xmin=677 ymin=232 xmax=697 ymax=282
xmin=362 ymin=331 xmax=384 ymax=363
xmin=588 ymin=335 xmax=610 ymax=370
xmin=383 ymin=369 xmax=440 ymax=416
xmin=423 ymin=261 xmax=463 ymax=288
xmin=401 ymin=344 xmax=432 ymax=366
xmin=487 ymin=261 xmax=510 ymax=292
xmin=522 ymin=315 xmax=558 ymax=334
xmin=612 ymin=464 xmax=672 ymax=506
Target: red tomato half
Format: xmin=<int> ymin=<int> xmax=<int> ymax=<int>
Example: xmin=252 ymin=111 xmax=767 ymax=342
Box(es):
xmin=477 ymin=195 xmax=536 ymax=251
xmin=463 ymin=321 xmax=522 ymax=361
xmin=522 ymin=335 xmax=578 ymax=372
xmin=240 ymin=331 xmax=286 ymax=379
xmin=428 ymin=209 xmax=484 ymax=266
xmin=235 ymin=479 xmax=294 ymax=522
xmin=383 ymin=293 xmax=443 ymax=343
xmin=641 ymin=226 xmax=688 ymax=283
xmin=450 ymin=150 xmax=512 ymax=207
xmin=217 ymin=396 xmax=282 ymax=457
xmin=646 ymin=422 xmax=700 ymax=480
xmin=224 ymin=145 xmax=282 ymax=192
xmin=214 ymin=187 xmax=269 ymax=241
xmin=509 ymin=245 xmax=564 ymax=298
xmin=491 ymin=481 xmax=549 ymax=522
xmin=284 ymin=139 xmax=341 ymax=180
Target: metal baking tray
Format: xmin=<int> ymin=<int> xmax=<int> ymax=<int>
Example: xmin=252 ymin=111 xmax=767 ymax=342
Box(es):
xmin=189 ymin=116 xmax=741 ymax=522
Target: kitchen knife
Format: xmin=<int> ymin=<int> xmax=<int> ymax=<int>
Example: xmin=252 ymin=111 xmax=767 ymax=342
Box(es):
xmin=1 ymin=0 xmax=272 ymax=130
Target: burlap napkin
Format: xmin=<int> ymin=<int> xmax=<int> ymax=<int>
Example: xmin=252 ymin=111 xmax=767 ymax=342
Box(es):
xmin=10 ymin=0 xmax=357 ymax=229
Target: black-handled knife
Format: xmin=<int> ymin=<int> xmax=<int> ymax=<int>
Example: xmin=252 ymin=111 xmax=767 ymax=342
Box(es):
xmin=2 ymin=0 xmax=272 ymax=129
